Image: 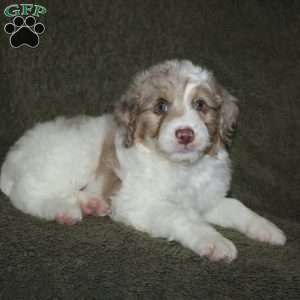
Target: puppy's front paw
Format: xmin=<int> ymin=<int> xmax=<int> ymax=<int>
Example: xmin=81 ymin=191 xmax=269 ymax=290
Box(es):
xmin=197 ymin=236 xmax=238 ymax=263
xmin=246 ymin=217 xmax=286 ymax=245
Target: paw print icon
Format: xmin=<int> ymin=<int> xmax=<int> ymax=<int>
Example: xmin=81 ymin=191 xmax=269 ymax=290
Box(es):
xmin=4 ymin=16 xmax=45 ymax=48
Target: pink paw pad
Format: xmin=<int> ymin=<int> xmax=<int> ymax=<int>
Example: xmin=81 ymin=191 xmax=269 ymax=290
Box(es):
xmin=55 ymin=213 xmax=77 ymax=225
xmin=80 ymin=198 xmax=110 ymax=217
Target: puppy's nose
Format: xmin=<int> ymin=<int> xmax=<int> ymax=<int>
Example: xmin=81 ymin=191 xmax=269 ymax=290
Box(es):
xmin=175 ymin=127 xmax=195 ymax=145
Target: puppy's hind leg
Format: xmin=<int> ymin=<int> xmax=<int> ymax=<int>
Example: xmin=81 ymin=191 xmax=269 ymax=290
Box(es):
xmin=55 ymin=190 xmax=111 ymax=224
xmin=9 ymin=176 xmax=83 ymax=224
xmin=75 ymin=172 xmax=114 ymax=218
xmin=53 ymin=204 xmax=83 ymax=225
xmin=77 ymin=189 xmax=111 ymax=217
xmin=9 ymin=178 xmax=110 ymax=225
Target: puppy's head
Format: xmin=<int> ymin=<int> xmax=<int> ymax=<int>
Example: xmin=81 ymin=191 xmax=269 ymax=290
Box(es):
xmin=114 ymin=60 xmax=239 ymax=163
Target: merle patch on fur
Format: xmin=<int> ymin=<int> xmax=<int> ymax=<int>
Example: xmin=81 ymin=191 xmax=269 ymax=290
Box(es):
xmin=4 ymin=16 xmax=45 ymax=48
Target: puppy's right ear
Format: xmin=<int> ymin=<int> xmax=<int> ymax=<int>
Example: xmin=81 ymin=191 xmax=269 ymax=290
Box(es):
xmin=216 ymin=84 xmax=239 ymax=146
xmin=114 ymin=95 xmax=138 ymax=148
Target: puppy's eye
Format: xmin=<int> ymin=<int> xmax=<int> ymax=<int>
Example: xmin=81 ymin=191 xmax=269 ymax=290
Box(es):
xmin=154 ymin=99 xmax=169 ymax=114
xmin=193 ymin=99 xmax=206 ymax=112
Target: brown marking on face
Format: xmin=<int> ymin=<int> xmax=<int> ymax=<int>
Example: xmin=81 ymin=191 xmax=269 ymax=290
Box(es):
xmin=204 ymin=109 xmax=220 ymax=139
xmin=133 ymin=102 xmax=184 ymax=147
xmin=134 ymin=110 xmax=161 ymax=143
xmin=204 ymin=133 xmax=223 ymax=156
xmin=192 ymin=79 xmax=239 ymax=154
xmin=190 ymin=85 xmax=220 ymax=109
xmin=202 ymin=109 xmax=222 ymax=155
xmin=187 ymin=85 xmax=222 ymax=155
xmin=96 ymin=126 xmax=121 ymax=203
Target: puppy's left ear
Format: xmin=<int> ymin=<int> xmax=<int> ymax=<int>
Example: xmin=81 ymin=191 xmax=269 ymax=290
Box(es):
xmin=216 ymin=84 xmax=239 ymax=145
xmin=114 ymin=93 xmax=139 ymax=148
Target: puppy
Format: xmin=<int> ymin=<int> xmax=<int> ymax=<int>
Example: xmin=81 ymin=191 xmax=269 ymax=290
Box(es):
xmin=0 ymin=60 xmax=286 ymax=261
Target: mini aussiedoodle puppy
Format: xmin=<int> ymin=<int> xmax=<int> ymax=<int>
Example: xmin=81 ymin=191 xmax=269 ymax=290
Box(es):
xmin=0 ymin=60 xmax=286 ymax=262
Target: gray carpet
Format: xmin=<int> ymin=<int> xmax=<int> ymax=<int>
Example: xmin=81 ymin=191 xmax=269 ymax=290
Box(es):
xmin=1 ymin=1 xmax=299 ymax=299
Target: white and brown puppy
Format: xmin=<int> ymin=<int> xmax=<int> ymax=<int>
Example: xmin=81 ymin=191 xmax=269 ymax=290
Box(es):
xmin=0 ymin=60 xmax=286 ymax=262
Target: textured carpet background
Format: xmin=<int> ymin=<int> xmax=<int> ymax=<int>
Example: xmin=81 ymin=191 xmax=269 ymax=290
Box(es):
xmin=0 ymin=1 xmax=299 ymax=299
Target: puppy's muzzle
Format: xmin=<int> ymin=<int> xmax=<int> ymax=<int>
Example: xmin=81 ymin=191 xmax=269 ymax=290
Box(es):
xmin=175 ymin=127 xmax=195 ymax=145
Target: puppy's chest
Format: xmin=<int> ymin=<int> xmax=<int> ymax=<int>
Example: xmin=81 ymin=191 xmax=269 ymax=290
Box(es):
xmin=119 ymin=150 xmax=231 ymax=212
xmin=167 ymin=160 xmax=230 ymax=211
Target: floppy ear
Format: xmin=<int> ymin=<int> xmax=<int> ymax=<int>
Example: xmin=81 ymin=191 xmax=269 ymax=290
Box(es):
xmin=216 ymin=84 xmax=239 ymax=145
xmin=114 ymin=93 xmax=139 ymax=148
